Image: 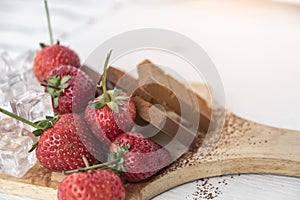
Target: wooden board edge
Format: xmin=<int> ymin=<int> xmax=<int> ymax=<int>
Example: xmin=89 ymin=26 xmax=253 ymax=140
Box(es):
xmin=125 ymin=157 xmax=300 ymax=200
xmin=0 ymin=179 xmax=57 ymax=200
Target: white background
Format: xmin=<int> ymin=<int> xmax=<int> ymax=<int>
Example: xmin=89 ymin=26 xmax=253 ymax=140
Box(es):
xmin=0 ymin=0 xmax=300 ymax=199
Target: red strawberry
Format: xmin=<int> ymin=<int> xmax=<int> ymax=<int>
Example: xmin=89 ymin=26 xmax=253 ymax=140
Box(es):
xmin=34 ymin=44 xmax=80 ymax=83
xmin=33 ymin=1 xmax=80 ymax=83
xmin=43 ymin=65 xmax=95 ymax=114
xmin=85 ymin=91 xmax=136 ymax=146
xmin=58 ymin=170 xmax=125 ymax=200
xmin=85 ymin=50 xmax=136 ymax=146
xmin=0 ymin=107 xmax=104 ymax=172
xmin=36 ymin=113 xmax=101 ymax=171
xmin=110 ymin=132 xmax=171 ymax=182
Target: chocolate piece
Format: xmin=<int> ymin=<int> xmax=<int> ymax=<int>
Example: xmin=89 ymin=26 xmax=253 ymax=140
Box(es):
xmin=106 ymin=67 xmax=138 ymax=95
xmin=137 ymin=61 xmax=211 ymax=132
xmin=106 ymin=66 xmax=155 ymax=103
xmin=105 ymin=66 xmax=198 ymax=146
xmin=132 ymin=96 xmax=197 ymax=146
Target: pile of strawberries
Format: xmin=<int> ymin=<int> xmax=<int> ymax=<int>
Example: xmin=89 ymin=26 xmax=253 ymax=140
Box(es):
xmin=0 ymin=1 xmax=172 ymax=200
xmin=33 ymin=46 xmax=171 ymax=199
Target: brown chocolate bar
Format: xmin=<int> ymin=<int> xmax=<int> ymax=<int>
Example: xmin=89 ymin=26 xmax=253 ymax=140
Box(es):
xmin=106 ymin=66 xmax=209 ymax=147
xmin=132 ymin=96 xmax=197 ymax=147
xmin=137 ymin=60 xmax=211 ymax=132
xmin=106 ymin=66 xmax=154 ymax=103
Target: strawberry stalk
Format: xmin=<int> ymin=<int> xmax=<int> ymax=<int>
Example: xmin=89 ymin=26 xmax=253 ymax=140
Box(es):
xmin=40 ymin=83 xmax=60 ymax=90
xmin=92 ymin=50 xmax=129 ymax=113
xmin=44 ymin=0 xmax=54 ymax=45
xmin=64 ymin=158 xmax=121 ymax=175
xmin=0 ymin=107 xmax=59 ymax=151
xmin=102 ymin=50 xmax=113 ymax=103
xmin=0 ymin=107 xmax=42 ymax=129
xmin=64 ymin=143 xmax=130 ymax=175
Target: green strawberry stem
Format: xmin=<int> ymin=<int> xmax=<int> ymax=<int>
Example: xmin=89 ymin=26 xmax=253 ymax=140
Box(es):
xmin=44 ymin=0 xmax=54 ymax=45
xmin=63 ymin=158 xmax=121 ymax=175
xmin=92 ymin=50 xmax=128 ymax=113
xmin=102 ymin=50 xmax=113 ymax=103
xmin=40 ymin=83 xmax=60 ymax=90
xmin=64 ymin=143 xmax=130 ymax=175
xmin=0 ymin=107 xmax=42 ymax=129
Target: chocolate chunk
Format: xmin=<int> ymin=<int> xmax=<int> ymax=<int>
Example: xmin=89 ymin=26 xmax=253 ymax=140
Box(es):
xmin=137 ymin=60 xmax=211 ymax=132
xmin=132 ymin=96 xmax=197 ymax=146
xmin=105 ymin=66 xmax=198 ymax=147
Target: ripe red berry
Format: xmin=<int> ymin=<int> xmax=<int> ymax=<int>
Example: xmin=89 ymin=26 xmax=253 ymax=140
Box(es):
xmin=58 ymin=170 xmax=125 ymax=200
xmin=44 ymin=65 xmax=95 ymax=114
xmin=36 ymin=113 xmax=101 ymax=172
xmin=111 ymin=132 xmax=171 ymax=182
xmin=85 ymin=50 xmax=136 ymax=147
xmin=34 ymin=44 xmax=80 ymax=83
xmin=85 ymin=91 xmax=136 ymax=146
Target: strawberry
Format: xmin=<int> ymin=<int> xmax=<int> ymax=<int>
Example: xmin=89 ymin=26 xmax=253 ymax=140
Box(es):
xmin=0 ymin=107 xmax=103 ymax=172
xmin=43 ymin=65 xmax=95 ymax=114
xmin=85 ymin=50 xmax=136 ymax=146
xmin=110 ymin=132 xmax=172 ymax=182
xmin=36 ymin=113 xmax=101 ymax=171
xmin=33 ymin=1 xmax=80 ymax=83
xmin=34 ymin=44 xmax=80 ymax=83
xmin=85 ymin=91 xmax=136 ymax=146
xmin=58 ymin=170 xmax=125 ymax=200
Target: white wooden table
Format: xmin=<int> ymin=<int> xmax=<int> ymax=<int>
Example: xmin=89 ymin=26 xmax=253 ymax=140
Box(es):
xmin=0 ymin=0 xmax=300 ymax=199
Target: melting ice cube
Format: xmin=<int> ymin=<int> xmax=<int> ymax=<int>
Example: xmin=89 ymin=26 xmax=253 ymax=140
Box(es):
xmin=0 ymin=135 xmax=36 ymax=178
xmin=10 ymin=90 xmax=53 ymax=131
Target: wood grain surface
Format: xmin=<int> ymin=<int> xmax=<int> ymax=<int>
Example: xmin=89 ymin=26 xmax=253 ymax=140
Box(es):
xmin=0 ymin=84 xmax=299 ymax=200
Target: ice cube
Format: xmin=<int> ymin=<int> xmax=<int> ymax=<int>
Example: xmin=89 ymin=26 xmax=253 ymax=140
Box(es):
xmin=0 ymin=75 xmax=11 ymax=108
xmin=0 ymin=118 xmax=21 ymax=141
xmin=8 ymin=72 xmax=27 ymax=98
xmin=10 ymin=90 xmax=54 ymax=131
xmin=0 ymin=52 xmax=12 ymax=74
xmin=0 ymin=118 xmax=17 ymax=132
xmin=12 ymin=50 xmax=36 ymax=73
xmin=0 ymin=135 xmax=36 ymax=178
xmin=14 ymin=50 xmax=42 ymax=91
xmin=0 ymin=71 xmax=26 ymax=106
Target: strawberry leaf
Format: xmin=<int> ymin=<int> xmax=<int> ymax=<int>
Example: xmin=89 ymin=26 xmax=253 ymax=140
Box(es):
xmin=34 ymin=115 xmax=60 ymax=131
xmin=32 ymin=129 xmax=44 ymax=137
xmin=61 ymin=75 xmax=72 ymax=84
xmin=60 ymin=83 xmax=69 ymax=89
xmin=114 ymin=99 xmax=125 ymax=106
xmin=53 ymin=97 xmax=59 ymax=108
xmin=91 ymin=99 xmax=106 ymax=110
xmin=112 ymin=89 xmax=122 ymax=97
xmin=39 ymin=43 xmax=47 ymax=48
xmin=108 ymin=143 xmax=130 ymax=172
xmin=115 ymin=95 xmax=129 ymax=101
xmin=29 ymin=142 xmax=39 ymax=152
xmin=107 ymin=101 xmax=119 ymax=113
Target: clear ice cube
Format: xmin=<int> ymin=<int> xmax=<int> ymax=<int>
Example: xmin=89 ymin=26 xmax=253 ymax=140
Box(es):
xmin=0 ymin=51 xmax=41 ymax=178
xmin=0 ymin=52 xmax=12 ymax=74
xmin=12 ymin=50 xmax=36 ymax=73
xmin=8 ymin=72 xmax=27 ymax=98
xmin=0 ymin=118 xmax=20 ymax=141
xmin=0 ymin=135 xmax=36 ymax=178
xmin=0 ymin=54 xmax=10 ymax=117
xmin=0 ymin=55 xmax=27 ymax=104
xmin=13 ymin=50 xmax=42 ymax=92
xmin=10 ymin=90 xmax=54 ymax=131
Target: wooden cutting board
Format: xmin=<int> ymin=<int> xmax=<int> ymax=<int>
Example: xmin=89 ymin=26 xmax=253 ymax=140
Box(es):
xmin=0 ymin=84 xmax=299 ymax=200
